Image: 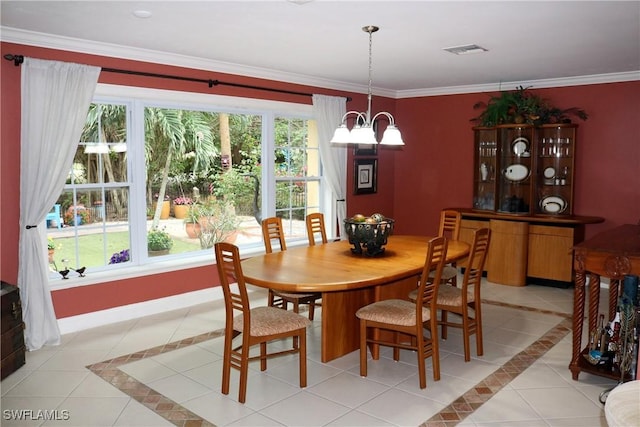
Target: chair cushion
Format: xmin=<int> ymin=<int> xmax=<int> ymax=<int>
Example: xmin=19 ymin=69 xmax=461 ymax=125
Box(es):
xmin=429 ymin=265 xmax=458 ymax=280
xmin=235 ymin=306 xmax=311 ymax=336
xmin=356 ymin=299 xmax=431 ymax=326
xmin=274 ymin=291 xmax=320 ymax=300
xmin=436 ymin=285 xmax=475 ymax=306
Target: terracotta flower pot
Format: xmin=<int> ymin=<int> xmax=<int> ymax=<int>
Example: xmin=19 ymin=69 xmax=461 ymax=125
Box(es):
xmin=152 ymin=201 xmax=170 ymax=219
xmin=173 ymin=204 xmax=189 ymax=219
xmin=185 ymin=222 xmax=201 ymax=239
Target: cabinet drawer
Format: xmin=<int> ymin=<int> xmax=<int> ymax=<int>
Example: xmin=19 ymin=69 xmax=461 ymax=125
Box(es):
xmin=1 ymin=323 xmax=25 ymax=359
xmin=1 ymin=283 xmax=22 ymax=334
xmin=1 ymin=347 xmax=26 ymax=380
xmin=529 ymin=224 xmax=574 ymax=238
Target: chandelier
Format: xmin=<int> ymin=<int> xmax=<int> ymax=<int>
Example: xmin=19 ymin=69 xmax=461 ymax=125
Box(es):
xmin=331 ymin=25 xmax=404 ymax=146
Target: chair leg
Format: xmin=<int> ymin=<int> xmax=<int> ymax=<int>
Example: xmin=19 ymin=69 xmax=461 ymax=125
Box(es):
xmin=416 ymin=332 xmax=426 ymax=389
xmin=268 ymin=289 xmax=275 ymax=307
xmin=299 ymin=330 xmax=307 ymax=388
xmin=475 ymin=303 xmax=483 ymax=357
xmin=440 ymin=310 xmax=448 ymax=340
xmin=238 ymin=346 xmax=250 ymax=404
xmin=308 ymin=301 xmax=315 ymax=321
xmin=260 ymin=342 xmax=267 ymax=371
xmin=221 ymin=330 xmax=233 ymax=396
xmin=359 ymin=320 xmax=368 ymax=377
xmin=393 ymin=332 xmax=400 ymax=361
xmin=462 ymin=310 xmax=471 ymax=362
xmin=429 ymin=321 xmax=441 ymax=381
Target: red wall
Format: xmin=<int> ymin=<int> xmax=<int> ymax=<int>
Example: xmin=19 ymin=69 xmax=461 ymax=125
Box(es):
xmin=392 ymin=84 xmax=640 ymax=239
xmin=2 ymin=41 xmax=639 ymax=319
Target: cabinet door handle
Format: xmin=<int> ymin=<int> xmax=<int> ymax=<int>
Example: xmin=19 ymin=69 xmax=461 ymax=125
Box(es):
xmin=11 ymin=301 xmax=21 ymax=320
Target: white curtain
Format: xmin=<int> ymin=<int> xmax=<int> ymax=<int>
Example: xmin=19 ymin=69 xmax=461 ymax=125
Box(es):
xmin=18 ymin=58 xmax=100 ymax=351
xmin=312 ymin=94 xmax=347 ymax=238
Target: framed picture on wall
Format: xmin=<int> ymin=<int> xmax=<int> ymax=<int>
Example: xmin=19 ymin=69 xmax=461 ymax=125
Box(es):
xmin=354 ymin=158 xmax=377 ymax=195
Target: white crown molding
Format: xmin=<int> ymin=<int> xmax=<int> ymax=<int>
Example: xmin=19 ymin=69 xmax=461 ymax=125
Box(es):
xmin=1 ymin=26 xmax=367 ymax=94
xmin=396 ymin=71 xmax=640 ymax=98
xmin=3 ymin=26 xmax=638 ymax=100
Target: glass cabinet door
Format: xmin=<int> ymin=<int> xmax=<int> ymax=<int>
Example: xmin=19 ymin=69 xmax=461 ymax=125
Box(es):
xmin=473 ymin=127 xmax=497 ymax=211
xmin=497 ymin=125 xmax=533 ymax=214
xmin=535 ymin=124 xmax=576 ymax=215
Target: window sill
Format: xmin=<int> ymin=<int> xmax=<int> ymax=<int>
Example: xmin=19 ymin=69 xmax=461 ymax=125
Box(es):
xmin=48 ymin=240 xmax=308 ymax=291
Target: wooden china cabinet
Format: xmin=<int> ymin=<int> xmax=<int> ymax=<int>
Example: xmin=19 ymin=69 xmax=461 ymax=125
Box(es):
xmin=473 ymin=124 xmax=576 ymax=216
xmin=455 ymin=124 xmax=603 ymax=287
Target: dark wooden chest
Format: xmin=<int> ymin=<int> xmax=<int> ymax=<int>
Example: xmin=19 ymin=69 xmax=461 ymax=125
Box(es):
xmin=1 ymin=281 xmax=26 ymax=380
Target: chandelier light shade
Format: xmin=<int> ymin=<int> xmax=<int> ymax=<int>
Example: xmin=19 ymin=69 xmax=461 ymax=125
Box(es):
xmin=331 ymin=26 xmax=404 ymax=146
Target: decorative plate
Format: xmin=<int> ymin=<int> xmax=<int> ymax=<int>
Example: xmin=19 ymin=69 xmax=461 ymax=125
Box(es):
xmin=503 ymin=164 xmax=530 ymax=182
xmin=543 ymin=166 xmax=556 ymax=179
xmin=512 ymin=137 xmax=529 ymax=156
xmin=540 ymin=196 xmax=567 ymax=214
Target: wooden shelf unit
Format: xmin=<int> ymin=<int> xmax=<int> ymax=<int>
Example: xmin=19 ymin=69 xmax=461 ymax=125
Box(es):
xmin=570 ymin=224 xmax=640 ymax=382
xmin=473 ymin=124 xmax=578 ymax=217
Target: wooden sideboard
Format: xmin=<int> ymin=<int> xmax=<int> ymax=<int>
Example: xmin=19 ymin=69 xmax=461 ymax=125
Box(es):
xmin=569 ymin=224 xmax=640 ymax=382
xmin=451 ymin=208 xmax=604 ymax=287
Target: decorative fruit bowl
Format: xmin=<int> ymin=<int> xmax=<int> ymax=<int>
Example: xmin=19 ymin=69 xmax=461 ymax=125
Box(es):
xmin=344 ymin=213 xmax=395 ymax=257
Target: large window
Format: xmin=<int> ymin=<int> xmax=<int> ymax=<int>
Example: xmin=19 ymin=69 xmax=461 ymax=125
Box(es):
xmin=46 ymin=86 xmax=323 ymax=281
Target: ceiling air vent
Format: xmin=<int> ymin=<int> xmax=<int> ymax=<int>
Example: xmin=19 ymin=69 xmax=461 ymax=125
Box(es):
xmin=443 ymin=44 xmax=488 ymax=55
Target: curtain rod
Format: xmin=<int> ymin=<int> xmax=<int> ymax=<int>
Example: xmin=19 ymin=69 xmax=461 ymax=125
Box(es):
xmin=3 ymin=54 xmax=352 ymax=101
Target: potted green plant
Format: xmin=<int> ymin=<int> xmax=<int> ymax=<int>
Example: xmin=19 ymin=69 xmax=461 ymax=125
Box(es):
xmin=47 ymin=237 xmax=56 ymax=263
xmin=196 ymin=199 xmax=240 ymax=249
xmin=184 ymin=204 xmax=201 ymax=239
xmin=147 ymin=227 xmax=173 ymax=255
xmin=471 ymin=86 xmax=588 ymax=127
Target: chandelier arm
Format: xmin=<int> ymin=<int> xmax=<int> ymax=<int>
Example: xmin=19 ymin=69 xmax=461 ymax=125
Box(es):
xmin=340 ymin=111 xmax=368 ymax=125
xmin=371 ymin=111 xmax=396 ymax=126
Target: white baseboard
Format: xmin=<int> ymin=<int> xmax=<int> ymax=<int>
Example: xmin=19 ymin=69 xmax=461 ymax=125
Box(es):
xmin=56 ymin=287 xmax=224 ymax=335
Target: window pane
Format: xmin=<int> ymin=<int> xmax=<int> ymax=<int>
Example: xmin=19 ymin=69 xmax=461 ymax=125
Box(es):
xmin=49 ymin=187 xmax=131 ymax=272
xmin=144 ymin=107 xmax=265 ymax=254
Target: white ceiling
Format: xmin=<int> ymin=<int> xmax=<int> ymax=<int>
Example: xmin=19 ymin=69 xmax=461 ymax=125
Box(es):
xmin=2 ymin=1 xmax=639 ymax=97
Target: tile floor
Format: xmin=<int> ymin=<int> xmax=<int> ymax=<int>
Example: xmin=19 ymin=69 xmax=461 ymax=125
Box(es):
xmin=1 ymin=280 xmax=621 ymax=427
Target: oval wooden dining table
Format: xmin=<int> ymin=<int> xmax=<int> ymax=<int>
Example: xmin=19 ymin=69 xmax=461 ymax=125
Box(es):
xmin=241 ymin=235 xmax=470 ymax=362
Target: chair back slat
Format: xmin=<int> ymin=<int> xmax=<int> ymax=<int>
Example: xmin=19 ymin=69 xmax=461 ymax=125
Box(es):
xmin=439 ymin=210 xmax=461 ymax=240
xmin=415 ymin=236 xmax=447 ymax=322
xmin=462 ymin=228 xmax=491 ymax=300
xmin=215 ymin=242 xmax=251 ymax=328
xmin=306 ymin=212 xmax=328 ymax=246
xmin=261 ymin=217 xmax=287 ymax=253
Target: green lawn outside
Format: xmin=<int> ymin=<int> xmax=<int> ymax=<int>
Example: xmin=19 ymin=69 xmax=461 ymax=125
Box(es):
xmin=50 ymin=231 xmax=201 ymax=269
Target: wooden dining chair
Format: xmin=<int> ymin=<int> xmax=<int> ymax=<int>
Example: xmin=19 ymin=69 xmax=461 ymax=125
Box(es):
xmin=429 ymin=209 xmax=462 ymax=287
xmin=215 ymin=242 xmax=310 ymax=403
xmin=306 ymin=212 xmax=328 ymax=246
xmin=356 ymin=236 xmax=447 ymax=389
xmin=436 ymin=227 xmax=491 ymax=362
xmin=261 ymin=217 xmax=322 ymax=320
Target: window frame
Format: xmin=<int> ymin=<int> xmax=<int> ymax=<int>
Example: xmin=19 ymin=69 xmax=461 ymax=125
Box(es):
xmin=48 ymin=84 xmax=326 ymax=290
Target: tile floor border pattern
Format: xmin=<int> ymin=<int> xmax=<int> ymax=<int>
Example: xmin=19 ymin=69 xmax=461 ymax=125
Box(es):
xmin=86 ymin=300 xmax=573 ymax=427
